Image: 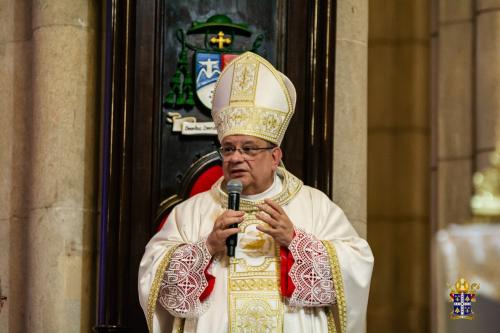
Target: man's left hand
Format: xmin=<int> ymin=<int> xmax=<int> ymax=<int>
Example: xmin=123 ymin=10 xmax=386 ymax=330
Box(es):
xmin=256 ymin=199 xmax=294 ymax=247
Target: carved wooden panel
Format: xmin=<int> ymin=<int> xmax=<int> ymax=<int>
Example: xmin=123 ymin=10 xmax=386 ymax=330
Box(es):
xmin=155 ymin=1 xmax=284 ymax=226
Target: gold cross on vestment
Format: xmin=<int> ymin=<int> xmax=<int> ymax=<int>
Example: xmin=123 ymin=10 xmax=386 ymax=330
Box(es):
xmin=210 ymin=31 xmax=232 ymax=49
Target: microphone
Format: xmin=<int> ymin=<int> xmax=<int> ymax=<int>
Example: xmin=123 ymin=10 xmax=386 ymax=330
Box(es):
xmin=226 ymin=179 xmax=243 ymax=257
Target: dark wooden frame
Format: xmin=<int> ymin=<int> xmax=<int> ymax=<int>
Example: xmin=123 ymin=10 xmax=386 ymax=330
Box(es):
xmin=95 ymin=0 xmax=336 ymax=331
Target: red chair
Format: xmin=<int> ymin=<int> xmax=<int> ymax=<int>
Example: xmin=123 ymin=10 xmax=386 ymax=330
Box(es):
xmin=156 ymin=151 xmax=223 ymax=231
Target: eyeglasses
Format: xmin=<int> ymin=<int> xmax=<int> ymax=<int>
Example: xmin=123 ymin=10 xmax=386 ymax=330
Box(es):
xmin=218 ymin=146 xmax=275 ymax=159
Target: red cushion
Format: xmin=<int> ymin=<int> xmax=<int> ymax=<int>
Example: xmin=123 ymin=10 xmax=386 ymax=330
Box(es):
xmin=157 ymin=165 xmax=223 ymax=231
xmin=189 ymin=165 xmax=223 ymax=197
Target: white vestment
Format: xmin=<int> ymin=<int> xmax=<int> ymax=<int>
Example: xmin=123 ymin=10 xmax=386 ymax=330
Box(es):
xmin=138 ymin=168 xmax=373 ymax=333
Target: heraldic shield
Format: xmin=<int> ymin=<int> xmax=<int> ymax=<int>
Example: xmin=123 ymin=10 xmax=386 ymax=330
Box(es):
xmin=449 ymin=278 xmax=480 ymax=320
xmin=195 ymin=52 xmax=238 ymax=109
xmin=164 ymin=14 xmax=263 ymax=111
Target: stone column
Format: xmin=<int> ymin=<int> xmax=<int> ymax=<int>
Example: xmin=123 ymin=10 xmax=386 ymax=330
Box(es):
xmin=436 ymin=0 xmax=475 ymax=229
xmin=0 ymin=0 xmax=98 ymax=331
xmin=433 ymin=2 xmax=476 ymax=332
xmin=367 ymin=0 xmax=431 ymax=332
xmin=25 ymin=1 xmax=98 ymax=331
xmin=0 ymin=0 xmax=32 ymax=331
xmin=476 ymin=0 xmax=500 ymax=164
xmin=334 ymin=0 xmax=368 ymax=238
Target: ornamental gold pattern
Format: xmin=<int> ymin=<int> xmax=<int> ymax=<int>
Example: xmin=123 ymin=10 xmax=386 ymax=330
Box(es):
xmin=230 ymin=62 xmax=258 ymax=103
xmin=213 ymin=106 xmax=288 ymax=145
xmin=147 ymin=245 xmax=182 ymax=332
xmin=228 ymin=217 xmax=283 ymax=332
xmin=231 ymin=296 xmax=283 ymax=332
xmin=322 ymin=240 xmax=347 ymax=333
xmin=213 ymin=167 xmax=303 ymax=213
xmin=326 ymin=307 xmax=338 ymax=333
xmin=214 ymin=166 xmax=301 ymax=332
xmin=211 ymin=52 xmax=295 ymax=146
xmin=230 ymin=278 xmax=280 ymax=291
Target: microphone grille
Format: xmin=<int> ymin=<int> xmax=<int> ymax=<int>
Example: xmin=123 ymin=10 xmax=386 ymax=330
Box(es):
xmin=227 ymin=179 xmax=243 ymax=194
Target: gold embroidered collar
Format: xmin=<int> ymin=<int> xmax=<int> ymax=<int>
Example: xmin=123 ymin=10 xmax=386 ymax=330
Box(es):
xmin=212 ymin=167 xmax=303 ymax=212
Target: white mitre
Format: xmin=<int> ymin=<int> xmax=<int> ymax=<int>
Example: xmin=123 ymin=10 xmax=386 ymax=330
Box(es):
xmin=211 ymin=51 xmax=297 ymax=146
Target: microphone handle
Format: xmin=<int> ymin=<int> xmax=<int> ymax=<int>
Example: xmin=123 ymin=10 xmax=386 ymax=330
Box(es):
xmin=226 ymin=192 xmax=240 ymax=257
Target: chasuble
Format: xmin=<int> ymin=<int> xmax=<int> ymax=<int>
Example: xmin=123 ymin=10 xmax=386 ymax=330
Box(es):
xmin=138 ymin=168 xmax=373 ymax=333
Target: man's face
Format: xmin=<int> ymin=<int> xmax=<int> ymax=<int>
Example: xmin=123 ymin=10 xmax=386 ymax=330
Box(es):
xmin=220 ymin=135 xmax=282 ymax=195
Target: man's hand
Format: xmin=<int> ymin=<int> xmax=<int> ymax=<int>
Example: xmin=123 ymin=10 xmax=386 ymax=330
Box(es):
xmin=256 ymin=199 xmax=294 ymax=247
xmin=206 ymin=210 xmax=244 ymax=256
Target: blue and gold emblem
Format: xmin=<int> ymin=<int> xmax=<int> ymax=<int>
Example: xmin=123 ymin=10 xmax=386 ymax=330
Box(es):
xmin=164 ymin=14 xmax=263 ymax=111
xmin=449 ymin=278 xmax=480 ymax=320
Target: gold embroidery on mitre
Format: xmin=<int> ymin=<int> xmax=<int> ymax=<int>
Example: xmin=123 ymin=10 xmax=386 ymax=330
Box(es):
xmin=230 ymin=61 xmax=258 ymax=103
xmin=211 ymin=52 xmax=294 ymax=146
xmin=213 ymin=106 xmax=288 ymax=145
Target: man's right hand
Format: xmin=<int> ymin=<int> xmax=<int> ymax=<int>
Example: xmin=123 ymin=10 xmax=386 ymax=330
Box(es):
xmin=206 ymin=210 xmax=244 ymax=256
